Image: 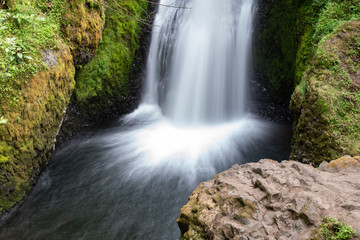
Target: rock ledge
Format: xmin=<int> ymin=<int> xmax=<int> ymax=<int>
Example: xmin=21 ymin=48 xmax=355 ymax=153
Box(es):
xmin=177 ymin=156 xmax=360 ymax=240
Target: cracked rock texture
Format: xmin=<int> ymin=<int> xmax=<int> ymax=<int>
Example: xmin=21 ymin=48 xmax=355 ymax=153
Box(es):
xmin=177 ymin=156 xmax=360 ymax=240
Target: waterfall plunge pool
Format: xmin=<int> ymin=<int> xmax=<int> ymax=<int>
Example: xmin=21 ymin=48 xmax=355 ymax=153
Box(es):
xmin=0 ymin=0 xmax=293 ymax=238
xmin=0 ymin=104 xmax=292 ymax=240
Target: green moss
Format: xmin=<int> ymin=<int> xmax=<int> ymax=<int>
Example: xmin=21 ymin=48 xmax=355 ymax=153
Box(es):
xmin=0 ymin=5 xmax=57 ymax=109
xmin=74 ymin=0 xmax=147 ymax=114
xmin=0 ymin=0 xmax=149 ymax=213
xmin=290 ymin=20 xmax=360 ymax=165
xmin=0 ymin=0 xmax=104 ymax=213
xmin=0 ymin=42 xmax=75 ymax=211
xmin=258 ymin=0 xmax=360 ymax=164
xmin=182 ymin=231 xmax=203 ymax=240
xmin=257 ymin=0 xmax=360 ymax=102
xmin=296 ymin=0 xmax=360 ymax=82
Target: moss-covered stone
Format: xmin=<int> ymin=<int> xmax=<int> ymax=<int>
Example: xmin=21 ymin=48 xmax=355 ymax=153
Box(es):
xmin=60 ymin=0 xmax=105 ymax=68
xmin=73 ymin=0 xmax=148 ymax=112
xmin=324 ymin=155 xmax=360 ymax=172
xmin=0 ymin=40 xmax=75 ymax=212
xmin=0 ymin=0 xmax=152 ymax=214
xmin=257 ymin=0 xmax=360 ymax=165
xmin=290 ymin=21 xmax=360 ymax=165
xmin=256 ymin=0 xmax=360 ymax=101
xmin=0 ymin=0 xmax=151 ymax=214
xmin=55 ymin=0 xmax=152 ymax=146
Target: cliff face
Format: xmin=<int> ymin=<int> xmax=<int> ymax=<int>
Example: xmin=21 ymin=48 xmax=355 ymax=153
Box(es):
xmin=0 ymin=0 xmax=149 ymax=213
xmin=291 ymin=21 xmax=360 ymax=165
xmin=56 ymin=0 xmax=153 ymax=145
xmin=177 ymin=156 xmax=360 ymax=240
xmin=254 ymin=0 xmax=299 ymax=102
xmin=256 ymin=0 xmax=360 ymax=165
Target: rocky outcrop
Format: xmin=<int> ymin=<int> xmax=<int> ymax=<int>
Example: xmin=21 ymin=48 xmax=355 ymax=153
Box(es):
xmin=61 ymin=0 xmax=105 ymax=69
xmin=255 ymin=0 xmax=360 ymax=165
xmin=290 ymin=20 xmax=360 ymax=165
xmin=0 ymin=0 xmax=105 ymax=213
xmin=0 ymin=0 xmax=151 ymax=214
xmin=0 ymin=42 xmax=75 ymax=212
xmin=177 ymin=156 xmax=360 ymax=240
xmin=55 ymin=0 xmax=156 ymax=146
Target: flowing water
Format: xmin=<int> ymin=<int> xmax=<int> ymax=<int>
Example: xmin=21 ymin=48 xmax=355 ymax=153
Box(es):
xmin=145 ymin=0 xmax=254 ymax=124
xmin=0 ymin=0 xmax=292 ymax=239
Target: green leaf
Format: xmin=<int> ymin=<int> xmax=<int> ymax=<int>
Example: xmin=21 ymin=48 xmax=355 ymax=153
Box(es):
xmin=0 ymin=116 xmax=8 ymax=125
xmin=17 ymin=53 xmax=23 ymax=59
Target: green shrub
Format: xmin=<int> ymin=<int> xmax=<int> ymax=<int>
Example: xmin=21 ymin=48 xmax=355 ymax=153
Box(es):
xmin=310 ymin=216 xmax=356 ymax=240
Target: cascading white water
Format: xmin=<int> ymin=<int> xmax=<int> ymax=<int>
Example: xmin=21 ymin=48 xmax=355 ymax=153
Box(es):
xmin=113 ymin=0 xmax=267 ymax=173
xmin=144 ymin=0 xmax=255 ymax=125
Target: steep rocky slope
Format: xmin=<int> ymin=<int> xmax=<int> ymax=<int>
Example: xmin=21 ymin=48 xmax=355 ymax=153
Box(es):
xmin=256 ymin=0 xmax=360 ymax=164
xmin=57 ymin=0 xmax=154 ymax=145
xmin=291 ymin=21 xmax=360 ymax=165
xmin=0 ymin=0 xmax=149 ymax=214
xmin=177 ymin=156 xmax=360 ymax=240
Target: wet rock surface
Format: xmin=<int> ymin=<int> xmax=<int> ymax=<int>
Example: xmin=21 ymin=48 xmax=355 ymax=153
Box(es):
xmin=177 ymin=156 xmax=360 ymax=240
xmin=249 ymin=72 xmax=291 ymax=123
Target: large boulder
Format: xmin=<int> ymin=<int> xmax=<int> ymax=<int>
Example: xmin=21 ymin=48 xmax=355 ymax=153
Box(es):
xmin=177 ymin=156 xmax=360 ymax=240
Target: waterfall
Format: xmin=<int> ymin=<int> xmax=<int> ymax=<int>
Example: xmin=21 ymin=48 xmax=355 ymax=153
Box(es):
xmin=121 ymin=0 xmax=264 ymax=169
xmin=144 ymin=0 xmax=255 ymax=125
xmin=0 ymin=2 xmax=293 ymax=239
xmin=0 ymin=2 xmax=292 ymax=238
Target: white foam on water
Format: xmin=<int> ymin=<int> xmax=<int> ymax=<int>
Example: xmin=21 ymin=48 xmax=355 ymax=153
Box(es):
xmin=103 ymin=104 xmax=268 ymax=183
xmin=103 ymin=0 xmax=265 ymax=183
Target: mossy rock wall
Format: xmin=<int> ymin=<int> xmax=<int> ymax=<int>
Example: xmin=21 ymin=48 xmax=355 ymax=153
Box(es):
xmin=57 ymin=0 xmax=153 ymax=145
xmin=257 ymin=0 xmax=360 ymax=165
xmin=0 ymin=0 xmax=149 ymax=213
xmin=290 ymin=21 xmax=360 ymax=165
xmin=74 ymin=0 xmax=148 ymax=110
xmin=0 ymin=43 xmax=75 ymax=212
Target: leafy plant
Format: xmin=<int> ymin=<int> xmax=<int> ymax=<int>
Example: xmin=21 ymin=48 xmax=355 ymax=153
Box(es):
xmin=310 ymin=216 xmax=356 ymax=240
xmin=0 ymin=2 xmax=60 ymax=108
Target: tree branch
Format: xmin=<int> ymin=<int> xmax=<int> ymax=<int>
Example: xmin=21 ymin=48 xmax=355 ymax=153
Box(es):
xmin=139 ymin=0 xmax=191 ymax=10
